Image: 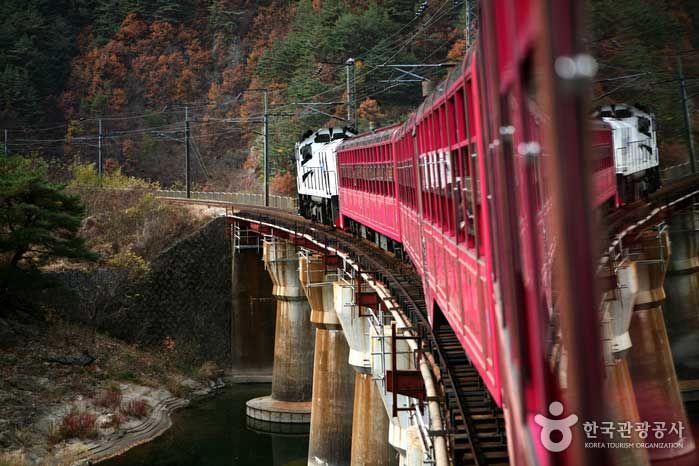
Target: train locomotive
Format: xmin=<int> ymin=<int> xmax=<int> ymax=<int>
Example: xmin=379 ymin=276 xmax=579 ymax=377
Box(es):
xmin=295 ymin=127 xmax=354 ymax=224
xmin=293 ymin=1 xmax=662 ymax=464
xmin=597 ymin=104 xmax=661 ymax=205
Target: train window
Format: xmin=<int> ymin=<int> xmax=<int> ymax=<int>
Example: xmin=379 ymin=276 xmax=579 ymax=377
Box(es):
xmin=432 ymin=153 xmax=439 ymax=225
xmin=456 ymin=88 xmax=467 ymax=142
xmin=638 ymin=116 xmax=651 ymax=137
xmin=446 ymin=151 xmax=455 ymax=235
xmin=471 ymin=149 xmax=481 ymax=253
xmin=448 ymin=98 xmax=457 ymax=146
xmin=422 ymin=154 xmax=429 ymax=221
xmin=423 ymin=155 xmax=432 ymax=221
xmin=522 ymin=56 xmax=547 ymax=211
xmin=435 ymin=151 xmax=442 ymax=227
xmin=432 ymin=113 xmax=440 ymax=151
xmin=453 ymin=149 xmax=465 ymax=242
xmin=440 ymin=105 xmax=449 ymax=148
xmin=465 ymin=81 xmax=476 ymax=141
xmin=438 ymin=151 xmax=448 ymax=232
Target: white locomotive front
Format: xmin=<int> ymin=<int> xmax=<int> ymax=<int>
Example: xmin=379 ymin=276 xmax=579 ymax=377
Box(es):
xmin=295 ymin=127 xmax=354 ymax=223
xmin=598 ymin=104 xmax=661 ymax=201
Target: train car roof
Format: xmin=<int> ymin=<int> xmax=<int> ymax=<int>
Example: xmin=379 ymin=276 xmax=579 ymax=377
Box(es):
xmin=338 ymin=122 xmax=402 ymax=150
xmin=415 ymin=48 xmax=474 ymax=124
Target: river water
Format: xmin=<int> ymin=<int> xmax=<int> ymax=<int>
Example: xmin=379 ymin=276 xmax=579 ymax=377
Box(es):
xmin=102 ymin=384 xmax=309 ymax=466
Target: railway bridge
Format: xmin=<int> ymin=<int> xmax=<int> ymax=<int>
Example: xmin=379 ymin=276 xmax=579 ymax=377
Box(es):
xmin=161 ymin=174 xmax=699 ymax=466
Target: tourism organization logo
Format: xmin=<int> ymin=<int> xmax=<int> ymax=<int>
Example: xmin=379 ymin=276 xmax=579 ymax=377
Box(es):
xmin=534 ymin=401 xmax=579 ymax=452
xmin=534 ymin=401 xmax=687 ymax=453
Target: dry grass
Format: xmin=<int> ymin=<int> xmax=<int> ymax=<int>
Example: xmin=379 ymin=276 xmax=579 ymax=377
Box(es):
xmin=0 ymin=453 xmax=28 ymax=466
xmin=0 ymin=451 xmax=84 ymax=466
xmin=195 ymin=360 xmax=220 ymax=381
xmin=49 ymin=410 xmax=98 ymax=444
xmin=72 ymin=188 xmax=206 ymax=262
xmin=120 ymin=399 xmax=149 ymax=419
xmin=165 ymin=376 xmax=191 ymax=399
xmin=95 ymin=387 xmax=123 ymax=411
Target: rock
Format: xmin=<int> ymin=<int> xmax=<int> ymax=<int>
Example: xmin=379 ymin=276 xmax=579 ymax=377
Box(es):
xmin=179 ymin=378 xmax=200 ymax=390
xmin=35 ymin=377 xmax=50 ymax=387
xmin=47 ymin=351 xmax=95 ymax=367
xmin=96 ymin=414 xmax=114 ymax=429
xmin=0 ymin=319 xmax=19 ymax=348
xmin=0 ymin=429 xmax=12 ymax=448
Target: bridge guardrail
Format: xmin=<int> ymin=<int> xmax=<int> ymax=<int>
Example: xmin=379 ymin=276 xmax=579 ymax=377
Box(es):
xmin=158 ymin=190 xmax=298 ymax=210
xmin=661 ymin=161 xmax=692 ymax=181
xmin=69 ymin=186 xmax=298 ymax=210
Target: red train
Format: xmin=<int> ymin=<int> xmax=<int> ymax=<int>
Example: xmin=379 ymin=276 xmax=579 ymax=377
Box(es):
xmin=295 ymin=1 xmax=654 ymax=464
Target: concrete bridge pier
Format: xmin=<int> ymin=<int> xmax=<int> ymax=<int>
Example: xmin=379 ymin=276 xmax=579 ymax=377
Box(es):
xmin=664 ymin=208 xmax=699 ymax=381
xmin=246 ymin=239 xmax=314 ymax=425
xmin=600 ymin=260 xmax=649 ymax=466
xmin=351 ymin=372 xmax=397 ymax=466
xmin=230 ymin=249 xmax=276 ymax=379
xmin=626 ymin=230 xmax=695 ymax=460
xmin=332 ymin=280 xmax=398 ymax=466
xmin=300 ymin=254 xmax=355 ymax=466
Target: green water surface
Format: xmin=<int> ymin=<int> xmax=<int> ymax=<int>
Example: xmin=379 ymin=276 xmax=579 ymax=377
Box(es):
xmin=102 ymin=384 xmax=308 ymax=466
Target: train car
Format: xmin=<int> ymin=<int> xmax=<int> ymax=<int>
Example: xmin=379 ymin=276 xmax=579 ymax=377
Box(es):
xmin=478 ymin=1 xmax=605 ymax=464
xmin=336 ymin=124 xmax=403 ymax=254
xmin=591 ymin=120 xmax=618 ymax=208
xmin=295 ymin=127 xmax=353 ymax=224
xmin=403 ymin=52 xmax=502 ymax=402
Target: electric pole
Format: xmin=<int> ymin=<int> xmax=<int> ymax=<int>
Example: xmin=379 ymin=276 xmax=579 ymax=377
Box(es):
xmin=465 ymin=0 xmax=471 ymax=48
xmin=98 ymin=119 xmax=103 ymax=182
xmin=4 ymin=129 xmax=7 ymax=156
xmin=678 ymin=55 xmax=697 ymax=174
xmin=346 ymin=58 xmax=357 ymax=130
xmin=237 ymin=89 xmax=270 ymax=206
xmin=185 ymin=107 xmax=191 ymax=199
xmin=263 ymin=90 xmax=269 ymax=207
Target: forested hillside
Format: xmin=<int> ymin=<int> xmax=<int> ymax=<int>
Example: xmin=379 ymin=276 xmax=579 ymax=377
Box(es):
xmin=1 ymin=0 xmax=698 ymax=192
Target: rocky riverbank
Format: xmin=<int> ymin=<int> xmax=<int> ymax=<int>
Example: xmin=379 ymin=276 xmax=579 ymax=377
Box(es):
xmin=0 ymin=316 xmax=225 ymax=466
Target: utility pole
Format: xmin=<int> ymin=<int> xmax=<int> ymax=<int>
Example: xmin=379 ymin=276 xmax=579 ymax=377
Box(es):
xmin=346 ymin=58 xmax=357 ymax=130
xmin=262 ymin=90 xmax=269 ymax=207
xmin=465 ymin=0 xmax=471 ymax=48
xmin=237 ymin=89 xmax=270 ymax=206
xmin=678 ymin=55 xmax=697 ymax=173
xmin=185 ymin=107 xmax=191 ymax=199
xmin=98 ymin=119 xmax=103 ymax=182
xmin=4 ymin=129 xmax=7 ymax=156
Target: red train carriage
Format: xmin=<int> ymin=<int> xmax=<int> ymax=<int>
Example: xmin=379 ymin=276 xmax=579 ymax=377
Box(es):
xmin=591 ymin=121 xmax=617 ymax=208
xmin=337 ymin=124 xmax=402 ymax=253
xmin=478 ymin=1 xmax=604 ymax=465
xmin=405 ymin=52 xmax=502 ymax=403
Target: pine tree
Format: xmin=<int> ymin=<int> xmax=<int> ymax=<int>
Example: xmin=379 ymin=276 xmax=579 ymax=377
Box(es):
xmin=0 ymin=156 xmax=99 ymax=309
